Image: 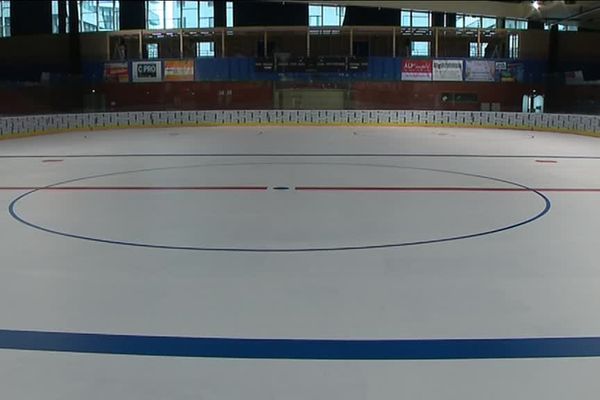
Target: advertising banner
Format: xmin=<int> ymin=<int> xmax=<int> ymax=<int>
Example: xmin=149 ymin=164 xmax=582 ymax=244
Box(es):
xmin=104 ymin=62 xmax=129 ymax=83
xmin=163 ymin=60 xmax=194 ymax=81
xmin=497 ymin=62 xmax=525 ymax=82
xmin=401 ymin=60 xmax=432 ymax=81
xmin=465 ymin=60 xmax=496 ymax=82
xmin=132 ymin=61 xmax=162 ymax=82
xmin=433 ymin=60 xmax=463 ymax=81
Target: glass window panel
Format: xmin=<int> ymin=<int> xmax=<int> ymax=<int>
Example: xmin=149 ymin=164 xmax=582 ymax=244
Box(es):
xmin=482 ymin=17 xmax=496 ymax=29
xmin=113 ymin=0 xmax=119 ymax=30
xmin=199 ymin=1 xmax=214 ymax=28
xmin=196 ymin=41 xmax=214 ymax=57
xmin=338 ymin=6 xmax=346 ymax=25
xmin=464 ymin=15 xmax=480 ymax=28
xmin=165 ymin=0 xmax=181 ymax=29
xmin=309 ymin=4 xmax=321 ymax=26
xmin=509 ymin=33 xmax=519 ymax=58
xmin=507 ymin=19 xmax=528 ymax=30
xmin=147 ymin=0 xmax=165 ymax=29
xmin=147 ymin=43 xmax=159 ymax=59
xmin=456 ymin=14 xmax=464 ymax=28
xmin=226 ymin=1 xmax=233 ymax=27
xmin=411 ymin=41 xmax=430 ymax=56
xmin=80 ymin=0 xmax=97 ymax=32
xmin=469 ymin=42 xmax=488 ymax=57
xmin=51 ymin=0 xmax=70 ymax=34
xmin=469 ymin=42 xmax=478 ymax=57
xmin=401 ymin=11 xmax=411 ymax=27
xmin=52 ymin=1 xmax=60 ymax=33
xmin=544 ymin=23 xmax=570 ymax=31
xmin=182 ymin=1 xmax=198 ymax=28
xmin=0 ymin=0 xmax=8 ymax=37
xmin=98 ymin=0 xmax=115 ymax=31
xmin=76 ymin=0 xmax=119 ymax=32
xmin=411 ymin=11 xmax=430 ymax=28
xmin=310 ymin=4 xmax=344 ymax=27
xmin=322 ymin=5 xmax=339 ymax=26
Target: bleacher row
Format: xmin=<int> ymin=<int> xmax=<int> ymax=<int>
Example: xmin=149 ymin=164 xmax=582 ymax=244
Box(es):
xmin=1 ymin=110 xmax=599 ymax=138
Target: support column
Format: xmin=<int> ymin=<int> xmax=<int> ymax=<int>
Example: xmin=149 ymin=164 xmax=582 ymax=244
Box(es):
xmin=179 ymin=29 xmax=184 ymax=59
xmin=392 ymin=27 xmax=396 ymax=57
xmin=58 ymin=0 xmax=67 ymax=34
xmin=68 ymin=0 xmax=81 ymax=74
xmin=435 ymin=27 xmax=439 ymax=57
xmin=221 ymin=29 xmax=226 ymax=57
xmin=138 ymin=30 xmax=143 ymax=59
xmin=264 ymin=30 xmax=268 ymax=57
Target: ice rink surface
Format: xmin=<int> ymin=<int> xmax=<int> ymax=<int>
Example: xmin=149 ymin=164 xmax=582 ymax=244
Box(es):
xmin=1 ymin=125 xmax=600 ymax=399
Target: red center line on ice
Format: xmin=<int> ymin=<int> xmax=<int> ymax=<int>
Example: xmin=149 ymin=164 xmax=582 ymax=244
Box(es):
xmin=0 ymin=186 xmax=269 ymax=191
xmin=295 ymin=187 xmax=600 ymax=192
xmin=0 ymin=186 xmax=599 ymax=192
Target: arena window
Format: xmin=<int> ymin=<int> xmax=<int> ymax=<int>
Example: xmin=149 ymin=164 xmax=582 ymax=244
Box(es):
xmin=457 ymin=14 xmax=480 ymax=29
xmin=410 ymin=41 xmax=430 ymax=57
xmin=226 ymin=1 xmax=233 ymax=28
xmin=469 ymin=42 xmax=488 ymax=58
xmin=145 ymin=1 xmax=214 ymax=30
xmin=51 ymin=0 xmax=70 ymax=33
xmin=401 ymin=10 xmax=431 ymax=29
xmin=196 ymin=41 xmax=214 ymax=57
xmin=509 ymin=33 xmax=520 ymax=58
xmin=146 ymin=42 xmax=159 ymax=59
xmin=78 ymin=0 xmax=120 ymax=32
xmin=544 ymin=23 xmax=578 ymax=31
xmin=309 ymin=4 xmax=346 ymax=27
xmin=0 ymin=0 xmax=10 ymax=37
xmin=456 ymin=14 xmax=498 ymax=30
xmin=505 ymin=18 xmax=528 ymax=30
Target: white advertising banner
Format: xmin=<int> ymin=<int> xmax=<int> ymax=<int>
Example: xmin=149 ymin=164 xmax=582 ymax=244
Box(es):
xmin=433 ymin=60 xmax=464 ymax=81
xmin=132 ymin=61 xmax=163 ymax=82
xmin=465 ymin=60 xmax=496 ymax=82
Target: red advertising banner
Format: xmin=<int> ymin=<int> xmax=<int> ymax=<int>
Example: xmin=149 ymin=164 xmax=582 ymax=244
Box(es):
xmin=401 ymin=60 xmax=432 ymax=81
xmin=103 ymin=62 xmax=129 ymax=83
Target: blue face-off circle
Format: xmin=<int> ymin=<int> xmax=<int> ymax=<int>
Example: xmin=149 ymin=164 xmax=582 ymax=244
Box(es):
xmin=8 ymin=161 xmax=551 ymax=252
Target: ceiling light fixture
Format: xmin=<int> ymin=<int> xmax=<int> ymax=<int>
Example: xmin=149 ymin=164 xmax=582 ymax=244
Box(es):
xmin=532 ymin=1 xmax=542 ymax=10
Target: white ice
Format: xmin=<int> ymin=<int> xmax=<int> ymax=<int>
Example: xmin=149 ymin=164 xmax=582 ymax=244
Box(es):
xmin=1 ymin=125 xmax=600 ymax=399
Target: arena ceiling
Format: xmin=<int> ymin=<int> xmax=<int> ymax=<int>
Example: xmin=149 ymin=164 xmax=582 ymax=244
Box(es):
xmin=283 ymin=1 xmax=600 ymax=29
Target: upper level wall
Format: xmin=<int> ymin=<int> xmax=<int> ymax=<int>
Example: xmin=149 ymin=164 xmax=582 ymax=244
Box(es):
xmin=10 ymin=0 xmax=52 ymax=36
xmin=1 ymin=28 xmax=600 ymax=78
xmin=520 ymin=30 xmax=550 ymax=60
xmin=557 ymin=31 xmax=600 ymax=61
